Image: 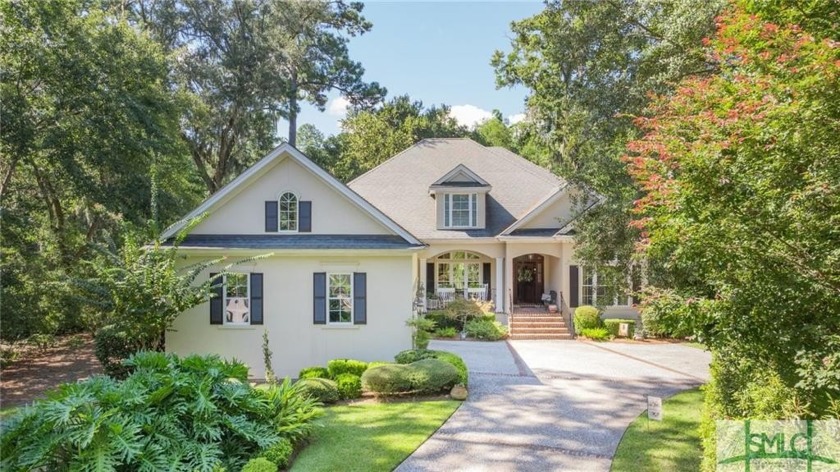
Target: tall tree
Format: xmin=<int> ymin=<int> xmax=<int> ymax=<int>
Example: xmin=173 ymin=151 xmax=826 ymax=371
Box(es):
xmin=492 ymin=0 xmax=724 ymax=283
xmin=1 ymin=0 xmax=192 ymax=339
xmin=269 ymin=0 xmax=385 ymax=146
xmin=330 ymin=95 xmax=468 ymax=181
xmin=625 ymin=2 xmax=839 ymax=465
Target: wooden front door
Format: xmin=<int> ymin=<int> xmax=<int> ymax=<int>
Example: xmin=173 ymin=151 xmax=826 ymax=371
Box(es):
xmin=514 ymin=255 xmax=543 ymax=305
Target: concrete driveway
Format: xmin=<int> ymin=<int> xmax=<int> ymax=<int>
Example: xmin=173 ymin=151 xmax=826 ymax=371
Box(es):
xmin=396 ymin=340 xmax=710 ymax=472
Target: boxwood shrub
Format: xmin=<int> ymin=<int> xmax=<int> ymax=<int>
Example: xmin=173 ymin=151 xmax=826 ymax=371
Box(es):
xmin=603 ymin=319 xmax=636 ymax=338
xmin=327 ymin=359 xmax=368 ymax=378
xmin=573 ymin=305 xmax=602 ymax=332
xmin=335 ymin=373 xmax=363 ymax=399
xmin=297 ymin=378 xmax=340 ymax=403
xmin=361 ymin=364 xmax=412 ymax=394
xmin=298 ymin=366 xmax=330 ymax=379
xmin=405 ymin=359 xmax=460 ymax=393
xmin=259 ymin=437 xmax=293 ymax=469
xmin=394 ymin=349 xmax=468 ymax=385
xmin=241 ymin=457 xmax=277 ymax=472
xmin=464 ymin=318 xmax=508 ymax=341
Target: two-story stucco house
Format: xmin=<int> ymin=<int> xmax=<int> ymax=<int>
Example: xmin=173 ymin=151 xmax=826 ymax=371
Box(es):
xmin=164 ymin=138 xmax=637 ymax=378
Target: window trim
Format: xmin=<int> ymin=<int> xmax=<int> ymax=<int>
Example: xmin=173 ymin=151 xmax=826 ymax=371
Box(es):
xmin=278 ymin=191 xmax=299 ymax=233
xmin=223 ymin=272 xmax=251 ymax=326
xmin=327 ymin=272 xmax=354 ymax=325
xmin=580 ymin=268 xmax=631 ymax=307
xmin=435 ymin=252 xmax=483 ymax=290
xmin=444 ymin=192 xmax=477 ymax=229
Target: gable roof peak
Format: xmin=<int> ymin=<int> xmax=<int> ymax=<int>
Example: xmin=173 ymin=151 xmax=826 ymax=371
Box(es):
xmin=429 ymin=163 xmax=491 ymax=190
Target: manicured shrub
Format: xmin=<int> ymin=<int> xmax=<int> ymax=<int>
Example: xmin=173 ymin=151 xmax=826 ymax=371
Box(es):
xmin=298 ymin=366 xmax=330 ymax=379
xmin=259 ymin=437 xmax=293 ymax=469
xmin=603 ymin=319 xmax=636 ymax=338
xmin=394 ymin=350 xmax=468 ymax=385
xmin=464 ymin=318 xmax=508 ymax=341
xmin=0 ymin=352 xmax=319 ymax=472
xmin=327 ymin=359 xmax=368 ymax=378
xmin=361 ymin=364 xmax=412 ymax=394
xmin=335 ymin=373 xmax=363 ymax=399
xmin=367 ymin=361 xmax=393 ymax=369
xmin=573 ymin=305 xmax=602 ymax=332
xmin=242 ymin=457 xmax=277 ymax=472
xmin=405 ymin=359 xmax=460 ymax=393
xmin=579 ymin=327 xmax=610 ymax=341
xmin=296 ymin=378 xmax=340 ymax=403
xmin=93 ymin=324 xmax=136 ymax=378
xmin=434 ymin=327 xmax=459 ymax=338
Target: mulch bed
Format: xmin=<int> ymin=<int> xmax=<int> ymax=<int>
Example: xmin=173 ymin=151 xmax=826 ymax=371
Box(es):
xmin=1 ymin=334 xmax=103 ymax=409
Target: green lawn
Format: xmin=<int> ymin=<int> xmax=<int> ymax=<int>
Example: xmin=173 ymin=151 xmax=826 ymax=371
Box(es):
xmin=291 ymin=400 xmax=460 ymax=472
xmin=611 ymin=387 xmax=704 ymax=472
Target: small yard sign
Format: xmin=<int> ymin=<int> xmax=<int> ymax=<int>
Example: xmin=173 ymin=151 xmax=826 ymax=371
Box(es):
xmin=647 ymin=396 xmax=663 ymax=421
xmin=619 ymin=323 xmax=630 ymax=337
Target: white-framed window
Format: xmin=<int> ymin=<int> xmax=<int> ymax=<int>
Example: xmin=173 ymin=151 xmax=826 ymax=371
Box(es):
xmin=436 ymin=252 xmax=482 ymax=290
xmin=224 ymin=272 xmax=250 ymax=325
xmin=279 ymin=192 xmax=298 ymax=232
xmin=327 ymin=273 xmax=353 ymax=324
xmin=444 ymin=193 xmax=477 ymax=228
xmin=581 ymin=268 xmax=629 ymax=307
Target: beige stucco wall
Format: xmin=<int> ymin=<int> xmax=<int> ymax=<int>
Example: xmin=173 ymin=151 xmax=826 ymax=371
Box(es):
xmin=167 ymin=254 xmax=414 ymax=379
xmin=520 ymin=193 xmax=574 ymax=229
xmin=192 ymin=156 xmax=391 ymax=235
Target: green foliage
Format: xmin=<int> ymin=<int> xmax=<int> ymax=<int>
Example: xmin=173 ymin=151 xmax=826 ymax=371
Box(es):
xmin=256 ymin=378 xmax=323 ymax=445
xmin=361 ymin=364 xmax=412 ymax=395
xmin=406 ymin=316 xmax=436 ymax=350
xmin=639 ymin=289 xmax=708 ymax=338
xmin=434 ymin=327 xmax=459 ymax=338
xmin=602 ymin=319 xmax=636 ymax=338
xmin=298 ymin=367 xmax=330 ymax=380
xmin=77 ymin=229 xmax=225 ymax=377
xmin=394 ymin=350 xmax=468 ymax=386
xmin=263 ymin=330 xmax=277 ymax=384
xmin=579 ymin=328 xmax=610 ymax=341
xmin=573 ymin=305 xmax=602 ymax=332
xmin=334 ymin=374 xmax=363 ymax=400
xmin=297 ymin=378 xmax=340 ymax=404
xmin=0 ymin=352 xmax=319 ymax=471
xmin=427 ymin=298 xmax=493 ymax=333
xmin=259 ymin=437 xmax=293 ymax=470
xmin=464 ymin=318 xmax=508 ymax=341
xmin=404 ymin=359 xmax=461 ymax=393
xmin=327 ymin=359 xmax=369 ymax=378
xmin=242 ymin=457 xmax=277 ymax=472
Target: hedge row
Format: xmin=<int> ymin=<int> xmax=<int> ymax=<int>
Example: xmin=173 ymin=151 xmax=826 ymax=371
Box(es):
xmin=394 ymin=349 xmax=468 ymax=385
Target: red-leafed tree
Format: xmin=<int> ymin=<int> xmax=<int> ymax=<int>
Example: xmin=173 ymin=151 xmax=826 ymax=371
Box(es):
xmin=625 ymin=2 xmax=839 ymax=468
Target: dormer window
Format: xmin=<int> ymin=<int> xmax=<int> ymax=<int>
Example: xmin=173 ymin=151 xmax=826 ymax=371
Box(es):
xmin=445 ymin=193 xmax=477 ymax=228
xmin=279 ymin=192 xmax=298 ymax=232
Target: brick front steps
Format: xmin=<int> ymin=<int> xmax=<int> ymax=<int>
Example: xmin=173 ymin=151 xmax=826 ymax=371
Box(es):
xmin=509 ymin=309 xmax=573 ymax=340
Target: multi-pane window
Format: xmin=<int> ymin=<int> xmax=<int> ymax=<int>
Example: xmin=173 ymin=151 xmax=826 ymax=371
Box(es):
xmin=328 ymin=273 xmax=353 ymax=324
xmin=436 ymin=252 xmax=482 ymax=290
xmin=279 ymin=192 xmax=298 ymax=232
xmin=444 ymin=194 xmax=477 ymax=228
xmin=581 ymin=268 xmax=627 ymax=307
xmin=224 ymin=273 xmax=250 ymax=324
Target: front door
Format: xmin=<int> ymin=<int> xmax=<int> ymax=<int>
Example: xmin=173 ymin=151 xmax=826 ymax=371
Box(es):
xmin=514 ymin=255 xmax=543 ymax=305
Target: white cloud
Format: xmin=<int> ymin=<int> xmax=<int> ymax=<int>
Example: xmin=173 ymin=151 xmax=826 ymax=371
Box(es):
xmin=507 ymin=113 xmax=527 ymax=125
xmin=327 ymin=96 xmax=351 ymax=118
xmin=449 ymin=104 xmax=493 ymax=129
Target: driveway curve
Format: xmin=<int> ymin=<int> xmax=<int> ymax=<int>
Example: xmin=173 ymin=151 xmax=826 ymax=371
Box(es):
xmin=396 ymin=340 xmax=710 ymax=472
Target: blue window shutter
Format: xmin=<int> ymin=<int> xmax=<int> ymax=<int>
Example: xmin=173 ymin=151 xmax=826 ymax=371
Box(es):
xmin=313 ymin=272 xmax=326 ymax=324
xmin=250 ymin=273 xmax=263 ymax=325
xmin=425 ymin=263 xmax=435 ymax=294
xmin=444 ymin=194 xmax=450 ymax=227
xmin=210 ymin=273 xmax=223 ymax=325
xmin=265 ymin=201 xmax=278 ymax=232
xmin=299 ymin=201 xmax=312 ymax=233
xmin=569 ymin=265 xmax=580 ymax=308
xmin=471 ymin=194 xmax=477 ymax=226
xmin=353 ymin=272 xmax=367 ymax=325
xmin=483 ymin=263 xmax=491 ymax=301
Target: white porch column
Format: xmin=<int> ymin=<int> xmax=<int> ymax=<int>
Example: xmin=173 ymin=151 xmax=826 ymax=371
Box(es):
xmin=495 ymin=257 xmax=504 ymax=312
xmin=420 ymin=257 xmax=428 ymax=310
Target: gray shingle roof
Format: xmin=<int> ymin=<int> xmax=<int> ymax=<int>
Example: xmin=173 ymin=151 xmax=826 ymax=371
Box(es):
xmin=169 ymin=234 xmax=422 ymax=250
xmin=349 ymin=139 xmax=564 ymax=239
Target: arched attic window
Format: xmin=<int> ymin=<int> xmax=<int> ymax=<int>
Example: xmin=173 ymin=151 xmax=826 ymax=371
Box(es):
xmin=279 ymin=192 xmax=298 ymax=232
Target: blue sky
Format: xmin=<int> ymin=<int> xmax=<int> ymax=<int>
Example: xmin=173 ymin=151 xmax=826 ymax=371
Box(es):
xmin=284 ymin=1 xmax=544 ymax=138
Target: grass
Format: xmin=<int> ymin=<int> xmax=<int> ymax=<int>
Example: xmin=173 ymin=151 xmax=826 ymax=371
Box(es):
xmin=291 ymin=399 xmax=460 ymax=472
xmin=611 ymin=387 xmax=704 ymax=472
xmin=0 ymin=406 xmax=19 ymax=420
